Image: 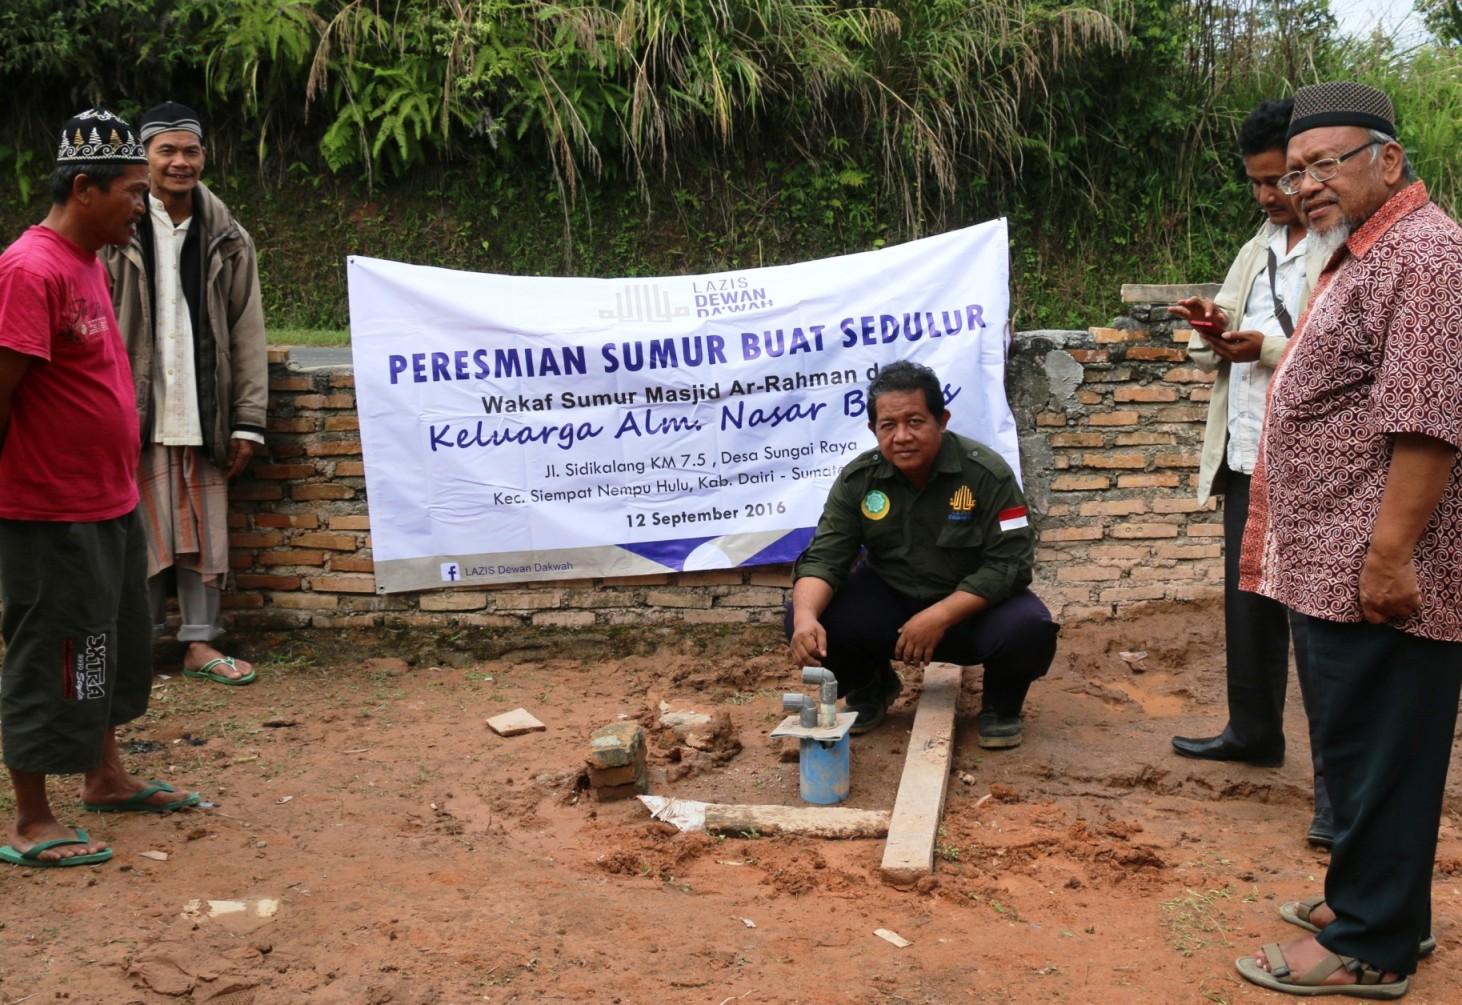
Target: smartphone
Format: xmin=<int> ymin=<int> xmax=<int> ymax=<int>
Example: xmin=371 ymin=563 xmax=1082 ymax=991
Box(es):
xmin=1188 ymin=317 xmax=1226 ymax=338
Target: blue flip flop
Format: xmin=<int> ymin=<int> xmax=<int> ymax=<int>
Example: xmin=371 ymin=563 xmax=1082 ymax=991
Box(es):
xmin=83 ymin=780 xmax=202 ymax=814
xmin=0 ymin=827 xmax=113 ymax=868
xmin=182 ymin=655 xmax=257 ymax=686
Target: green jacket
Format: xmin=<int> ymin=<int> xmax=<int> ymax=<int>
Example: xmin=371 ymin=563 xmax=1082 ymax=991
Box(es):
xmin=794 ymin=431 xmax=1034 ymax=604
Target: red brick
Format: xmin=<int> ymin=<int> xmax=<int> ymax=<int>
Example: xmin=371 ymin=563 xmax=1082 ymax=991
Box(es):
xmin=1124 ymin=346 xmax=1186 ymax=362
xmin=227 ymin=512 xmax=247 ymax=530
xmin=323 ymin=415 xmax=360 ymax=431
xmin=333 ymin=461 xmax=366 ymax=477
xmin=1155 ymin=542 xmax=1222 ymax=560
xmin=1186 ymin=522 xmax=1223 ymax=537
xmin=602 ymin=574 xmax=671 ymax=586
xmin=1155 ymin=452 xmax=1200 ymax=468
xmin=329 ymin=373 xmax=356 ymax=388
xmin=1039 ymin=525 xmax=1104 ymax=543
xmin=1061 ymin=604 xmax=1115 ymax=621
xmin=1151 ymin=498 xmax=1215 ymax=514
xmin=1153 ymin=406 xmax=1208 ymax=422
xmin=1081 ymin=452 xmax=1147 ymax=470
xmin=229 ymin=483 xmax=284 ymax=501
xmin=236 ymin=573 xmax=301 ymax=590
xmin=1110 ymin=522 xmax=1179 ymax=539
xmin=675 ymin=570 xmax=744 ymax=587
xmin=1088 ymin=410 xmax=1140 ymax=427
xmin=1049 ymin=432 xmax=1105 ymax=448
xmin=293 ymin=532 xmax=359 ymax=551
xmin=1116 ymin=472 xmax=1182 ymax=488
xmin=1079 ymin=499 xmax=1148 ymax=516
xmin=230 ymin=531 xmax=284 ymax=548
xmin=269 ymin=592 xmax=340 ymax=610
xmin=1076 ymin=389 xmax=1104 ymax=405
xmin=1114 ymin=386 xmax=1179 ymax=403
xmin=267 ymin=417 xmax=317 ymax=434
xmin=255 ymin=513 xmax=321 ymax=529
xmin=259 ymin=549 xmax=327 ymax=566
xmin=1164 ymin=367 xmax=1215 ymax=383
xmin=229 ymin=550 xmax=253 ymax=570
xmin=309 ymin=574 xmax=377 ymax=594
xmin=1052 ymin=456 xmax=1071 ymax=469
xmin=305 ymin=439 xmax=362 ymax=457
xmin=1190 ymin=387 xmax=1213 ymax=402
xmin=1172 ymin=327 xmax=1198 ymax=343
xmin=1114 ymin=432 xmax=1176 ymax=446
xmin=267 ymin=347 xmax=289 ymax=364
xmin=1098 ymin=584 xmax=1171 ymax=603
xmin=292 ymin=483 xmax=355 ymax=500
xmin=221 ymin=593 xmax=264 ymax=609
xmin=1035 ymin=412 xmax=1068 ymax=427
xmin=322 ymin=393 xmax=355 ymax=409
xmin=1069 ymin=349 xmax=1109 ymax=364
xmin=292 ymin=394 xmax=329 ymax=409
xmin=329 ymin=515 xmax=373 ymax=530
xmin=1055 ymin=564 xmax=1123 ymax=581
xmin=329 ymin=556 xmax=376 ymax=573
xmin=270 ymin=442 xmax=305 ymax=458
xmin=1087 ymin=544 xmax=1150 ymax=561
xmin=270 ymin=376 xmax=314 ymax=392
xmin=1129 ymin=564 xmax=1202 ymax=581
xmin=253 ymin=463 xmax=317 ymax=480
xmin=1091 ymin=326 xmax=1147 ymax=343
xmin=1051 ymin=474 xmax=1110 ymax=491
xmin=419 ymin=592 xmax=488 ymax=612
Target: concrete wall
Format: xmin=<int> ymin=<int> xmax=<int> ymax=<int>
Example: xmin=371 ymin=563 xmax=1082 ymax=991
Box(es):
xmin=226 ymin=306 xmax=1219 ymax=630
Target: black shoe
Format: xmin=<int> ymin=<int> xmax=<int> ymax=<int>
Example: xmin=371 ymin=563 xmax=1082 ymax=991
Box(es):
xmin=1306 ymin=815 xmax=1335 ymax=849
xmin=1170 ymin=734 xmax=1283 ymax=767
xmin=977 ymin=710 xmax=1023 ymax=749
xmin=846 ymin=671 xmax=903 ymax=735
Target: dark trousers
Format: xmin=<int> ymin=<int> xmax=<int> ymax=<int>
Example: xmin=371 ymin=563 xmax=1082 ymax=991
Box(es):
xmin=785 ymin=566 xmax=1059 ymax=715
xmin=1222 ymin=474 xmax=1329 ymax=818
xmin=1305 ymin=616 xmax=1462 ymax=975
xmin=0 ymin=509 xmax=153 ymax=773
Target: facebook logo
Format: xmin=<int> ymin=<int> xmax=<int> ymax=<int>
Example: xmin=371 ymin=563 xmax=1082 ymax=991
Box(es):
xmin=440 ymin=562 xmax=460 ymax=582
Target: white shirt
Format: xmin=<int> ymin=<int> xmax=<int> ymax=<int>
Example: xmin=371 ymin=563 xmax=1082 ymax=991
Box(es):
xmin=1226 ymin=224 xmax=1307 ymax=474
xmin=148 ymin=194 xmax=205 ymax=446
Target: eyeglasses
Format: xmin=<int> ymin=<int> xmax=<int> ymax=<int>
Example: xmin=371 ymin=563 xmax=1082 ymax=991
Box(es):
xmin=1277 ymin=140 xmax=1382 ymax=196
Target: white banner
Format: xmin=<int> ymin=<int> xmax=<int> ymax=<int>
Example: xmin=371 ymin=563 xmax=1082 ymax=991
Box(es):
xmin=347 ymin=220 xmax=1017 ymax=592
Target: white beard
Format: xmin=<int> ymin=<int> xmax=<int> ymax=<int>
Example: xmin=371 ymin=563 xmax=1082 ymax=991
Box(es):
xmin=1306 ymin=220 xmax=1352 ymax=273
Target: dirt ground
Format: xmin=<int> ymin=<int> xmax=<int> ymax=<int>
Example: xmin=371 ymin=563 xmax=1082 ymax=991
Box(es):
xmin=2 ymin=599 xmax=1461 ymax=1005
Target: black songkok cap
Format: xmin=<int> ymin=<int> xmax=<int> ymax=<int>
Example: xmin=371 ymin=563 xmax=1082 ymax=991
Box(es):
xmin=55 ymin=108 xmax=146 ymax=165
xmin=139 ymin=102 xmax=204 ymax=144
xmin=1288 ymin=82 xmax=1397 ymax=141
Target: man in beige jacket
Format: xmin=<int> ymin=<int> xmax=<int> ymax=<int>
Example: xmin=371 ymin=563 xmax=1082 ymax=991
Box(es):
xmin=1169 ymin=98 xmax=1330 ymax=846
xmin=103 ymin=102 xmax=268 ymax=686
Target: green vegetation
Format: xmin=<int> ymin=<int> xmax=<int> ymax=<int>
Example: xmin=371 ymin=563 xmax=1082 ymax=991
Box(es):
xmin=0 ymin=2 xmax=1455 ymax=330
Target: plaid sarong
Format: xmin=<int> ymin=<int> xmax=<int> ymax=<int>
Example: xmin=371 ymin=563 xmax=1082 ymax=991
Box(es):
xmin=136 ymin=443 xmax=229 ymax=582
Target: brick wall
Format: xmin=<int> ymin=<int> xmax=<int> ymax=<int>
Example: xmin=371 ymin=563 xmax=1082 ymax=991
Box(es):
xmin=227 ymin=306 xmax=1219 ymax=630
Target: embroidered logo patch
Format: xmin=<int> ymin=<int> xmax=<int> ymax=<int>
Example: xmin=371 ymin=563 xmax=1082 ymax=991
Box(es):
xmin=948 ymin=485 xmax=976 ymax=521
xmin=860 ymin=490 xmax=891 ymax=521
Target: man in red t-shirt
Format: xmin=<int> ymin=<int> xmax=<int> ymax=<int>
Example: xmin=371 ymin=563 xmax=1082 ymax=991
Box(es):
xmin=0 ymin=110 xmax=204 ymax=870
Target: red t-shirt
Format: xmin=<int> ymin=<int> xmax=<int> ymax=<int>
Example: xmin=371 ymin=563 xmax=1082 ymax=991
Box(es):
xmin=0 ymin=225 xmax=140 ymax=521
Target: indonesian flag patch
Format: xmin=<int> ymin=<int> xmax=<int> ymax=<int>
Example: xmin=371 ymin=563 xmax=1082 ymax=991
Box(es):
xmin=997 ymin=506 xmax=1029 ymax=533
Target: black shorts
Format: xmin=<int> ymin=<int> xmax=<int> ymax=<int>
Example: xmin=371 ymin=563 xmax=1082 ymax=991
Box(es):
xmin=0 ymin=509 xmax=153 ymax=773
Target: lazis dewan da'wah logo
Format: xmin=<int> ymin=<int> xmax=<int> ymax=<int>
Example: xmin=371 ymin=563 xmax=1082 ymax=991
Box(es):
xmin=598 ymin=276 xmax=775 ymax=323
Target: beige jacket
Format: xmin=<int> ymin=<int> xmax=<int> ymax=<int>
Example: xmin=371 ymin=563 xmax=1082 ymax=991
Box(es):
xmin=1189 ymin=220 xmax=1320 ymax=504
xmin=103 ymin=183 xmax=268 ymax=470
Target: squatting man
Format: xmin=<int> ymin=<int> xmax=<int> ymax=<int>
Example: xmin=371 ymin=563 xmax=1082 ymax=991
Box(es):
xmin=786 ymin=361 xmax=1059 ymax=746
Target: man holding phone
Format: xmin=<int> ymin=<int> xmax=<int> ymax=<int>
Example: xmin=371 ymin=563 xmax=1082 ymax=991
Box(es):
xmin=1168 ymin=99 xmax=1331 ymax=848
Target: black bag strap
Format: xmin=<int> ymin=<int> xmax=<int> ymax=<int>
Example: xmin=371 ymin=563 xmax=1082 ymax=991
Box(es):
xmin=1268 ymin=246 xmax=1295 ymax=338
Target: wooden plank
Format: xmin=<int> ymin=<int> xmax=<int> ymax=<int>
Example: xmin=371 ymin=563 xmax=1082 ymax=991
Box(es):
xmin=1119 ymin=282 xmax=1220 ymax=304
xmin=705 ymin=803 xmax=890 ymax=839
xmin=880 ymin=662 xmax=962 ymax=887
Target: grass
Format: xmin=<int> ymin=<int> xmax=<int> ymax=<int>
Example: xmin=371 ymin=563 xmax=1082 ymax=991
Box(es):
xmin=268 ymin=328 xmax=350 ymax=347
xmin=1161 ymin=886 xmax=1234 ymax=957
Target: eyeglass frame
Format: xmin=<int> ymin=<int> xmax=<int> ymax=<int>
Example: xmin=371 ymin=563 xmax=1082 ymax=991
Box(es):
xmin=1277 ymin=140 xmax=1383 ymax=196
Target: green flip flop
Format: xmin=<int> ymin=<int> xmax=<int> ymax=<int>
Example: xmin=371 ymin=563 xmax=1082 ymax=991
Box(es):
xmin=0 ymin=827 xmax=113 ymax=868
xmin=83 ymin=780 xmax=202 ymax=814
xmin=182 ymin=655 xmax=257 ymax=686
